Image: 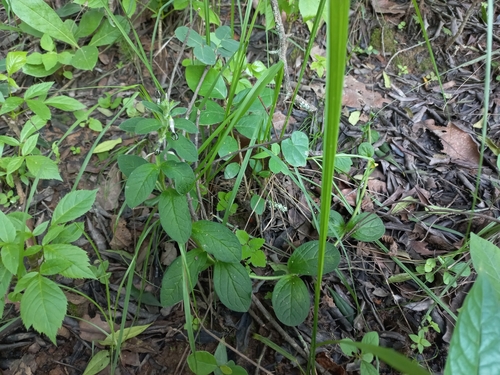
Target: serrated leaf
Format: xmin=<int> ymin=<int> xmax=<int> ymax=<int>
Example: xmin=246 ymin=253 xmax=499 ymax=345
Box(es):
xmin=191 ymin=221 xmax=241 ymax=263
xmin=26 ymin=99 xmax=51 ymax=120
xmin=272 ymin=275 xmax=309 ymax=326
xmin=125 ymin=163 xmax=159 ymax=208
xmin=158 ymin=188 xmax=192 ymax=243
xmin=11 ymin=0 xmax=78 ymax=47
xmin=288 ymin=240 xmax=340 ymax=276
xmin=44 ymin=95 xmax=86 ymax=111
xmin=444 ymin=275 xmax=500 ymax=375
xmin=349 ymin=212 xmax=385 ymax=242
xmin=24 ymin=81 xmax=54 ymax=100
xmin=160 ymin=249 xmax=207 ymax=306
xmin=213 ymin=262 xmax=252 ymax=312
xmin=43 ymin=244 xmax=95 ymax=279
xmin=51 ymin=190 xmax=97 ymax=225
xmin=40 ymin=258 xmax=72 ymax=275
xmin=281 ymin=131 xmax=309 ymax=167
xmin=1 ymin=243 xmax=21 ymax=275
xmin=25 ymin=155 xmax=62 ymax=181
xmin=82 ymin=350 xmax=110 ymax=375
xmin=20 ymin=274 xmax=67 ymax=344
xmin=187 ymin=351 xmax=218 ymax=375
xmin=160 ymin=161 xmax=195 ymax=194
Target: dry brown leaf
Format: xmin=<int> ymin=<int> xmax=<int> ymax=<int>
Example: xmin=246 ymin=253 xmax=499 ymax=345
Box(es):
xmin=96 ymin=164 xmax=122 ymax=211
xmin=371 ymin=0 xmax=408 ymax=14
xmin=110 ymin=216 xmax=133 ymax=250
xmin=79 ymin=314 xmax=118 ymax=342
xmin=342 ymin=75 xmax=391 ymax=109
xmin=424 ymin=122 xmax=480 ymax=166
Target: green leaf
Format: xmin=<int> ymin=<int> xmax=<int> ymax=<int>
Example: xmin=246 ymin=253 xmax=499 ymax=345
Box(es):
xmin=93 ymin=138 xmax=122 ymax=153
xmin=21 ymin=134 xmax=38 ymax=156
xmin=117 ymin=154 xmax=148 ymax=178
xmin=89 ymin=16 xmax=129 ymax=47
xmin=235 ymin=114 xmax=264 ymax=139
xmin=187 ymin=351 xmax=218 ymax=375
xmin=20 ymin=273 xmax=67 ymax=344
xmin=174 ymin=118 xmax=198 ymax=133
xmin=470 ymin=233 xmax=500 ymax=299
xmin=444 ymin=275 xmax=500 ymax=375
xmin=194 ymin=44 xmax=217 ymax=65
xmin=43 ymin=244 xmax=95 ymax=279
xmin=358 ymin=142 xmax=374 ymax=157
xmin=41 ymin=52 xmax=58 ymax=71
xmin=169 ymin=134 xmax=198 ymax=162
xmin=224 ymin=163 xmax=240 ymax=179
xmin=334 ymin=155 xmax=352 ymax=174
xmin=298 ymin=0 xmax=328 ymax=24
xmin=360 ymin=361 xmax=379 ymax=375
xmin=44 ymin=95 xmax=86 ymax=111
xmin=272 ymin=275 xmax=309 ymax=326
xmin=0 ymin=97 xmax=24 ymax=116
xmin=6 ymin=51 xmax=27 ymax=75
xmin=134 ymin=119 xmax=162 ymax=135
xmin=23 ymin=62 xmax=62 ymax=78
xmin=71 ymin=45 xmax=99 ymax=70
xmin=0 ymin=210 xmax=16 ymax=243
xmin=327 ymin=210 xmax=345 ymax=238
xmin=119 ymin=117 xmax=143 ymax=132
xmin=11 ymin=0 xmax=78 ymax=47
xmin=191 ymin=221 xmax=241 ymax=263
xmin=40 ymin=33 xmax=55 ymax=52
xmin=99 ymin=324 xmax=151 ymax=346
xmin=24 ymin=82 xmax=54 ymax=100
xmin=75 ymin=8 xmax=104 ymax=39
xmin=158 ymin=188 xmax=192 ymax=243
xmin=185 ymin=65 xmax=227 ymax=99
xmin=82 ymin=350 xmax=110 ymax=375
xmin=40 ymin=258 xmax=72 ymax=275
xmin=25 ymin=155 xmax=62 ymax=181
xmin=250 ymin=194 xmax=266 ymax=215
xmin=199 ymin=100 xmax=225 ymax=125
xmin=213 ymin=262 xmax=252 ymax=312
xmin=125 ymin=163 xmax=159 ymax=208
xmin=1 ymin=243 xmax=21 ymax=275
xmin=0 ymin=263 xmax=12 ymax=318
xmin=281 ymin=131 xmax=309 ymax=167
xmin=51 ymin=190 xmax=97 ymax=225
xmin=348 ymin=212 xmax=385 ymax=242
xmin=175 ymin=26 xmax=205 ymax=48
xmin=26 ymin=99 xmax=51 ymax=120
xmin=287 ymin=240 xmax=340 ymax=276
xmin=160 ymin=161 xmax=195 ymax=194
xmin=160 ymin=249 xmax=207 ymax=306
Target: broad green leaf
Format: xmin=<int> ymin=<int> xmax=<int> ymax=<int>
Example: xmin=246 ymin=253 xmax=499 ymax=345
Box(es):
xmin=75 ymin=8 xmax=104 ymax=39
xmin=71 ymin=45 xmax=99 ymax=70
xmin=218 ymin=136 xmax=238 ymax=158
xmin=214 ymin=339 xmax=228 ymax=365
xmin=187 ymin=351 xmax=218 ymax=375
xmin=185 ymin=65 xmax=227 ymax=99
xmin=298 ymin=0 xmax=328 ymax=25
xmin=199 ymin=100 xmax=225 ymax=125
xmin=50 ymin=223 xmax=83 ymax=244
xmin=158 ymin=188 xmax=192 ymax=243
xmin=328 ymin=210 xmax=345 ymax=238
xmin=24 ymin=82 xmax=55 ymax=100
xmin=250 ymin=195 xmax=266 ymax=215
xmin=160 ymin=161 xmax=195 ymax=194
xmin=43 ymin=244 xmax=95 ymax=279
xmin=0 ymin=210 xmax=16 ymax=243
xmin=21 ymin=134 xmax=38 ymax=156
xmin=40 ymin=258 xmax=72 ymax=275
xmin=121 ymin=0 xmax=137 ymax=18
xmin=234 ymin=115 xmax=264 ymax=139
xmin=348 ymin=212 xmax=385 ymax=242
xmin=25 ymin=155 xmax=62 ymax=181
xmin=0 ymin=263 xmax=12 ymax=318
xmin=117 ymin=154 xmax=148 ymax=178
xmin=134 ymin=118 xmax=162 ymax=135
xmin=272 ymin=275 xmax=309 ymax=326
xmin=7 ymin=156 xmax=24 ymax=176
xmin=89 ymin=16 xmax=129 ymax=47
xmin=100 ymin=324 xmax=151 ymax=346
xmin=0 ymin=135 xmax=20 ymax=147
xmin=360 ymin=361 xmax=379 ymax=375
xmin=175 ymin=26 xmax=205 ymax=48
xmin=44 ymin=96 xmax=86 ymax=111
xmin=224 ymin=163 xmax=240 ymax=179
xmin=51 ymin=190 xmax=97 ymax=225
xmin=82 ymin=350 xmax=110 ymax=375
xmin=40 ymin=33 xmax=55 ymax=52
xmin=288 ymin=240 xmax=340 ymax=276
xmin=41 ymin=52 xmax=58 ymax=71
xmin=358 ymin=142 xmax=374 ymax=157
xmin=11 ymin=0 xmax=78 ymax=47
xmin=0 ymin=97 xmax=24 ymax=116
xmin=169 ymin=134 xmax=198 ymax=162
xmin=334 ymin=155 xmax=352 ymax=174
xmin=191 ymin=221 xmax=241 ymax=263
xmin=119 ymin=117 xmax=143 ymax=132
xmin=470 ymin=233 xmax=500 ymax=299
xmin=160 ymin=249 xmax=207 ymax=307
xmin=213 ymin=262 xmax=252 ymax=312
xmin=26 ymin=99 xmax=51 ymax=120
xmin=20 ymin=274 xmax=67 ymax=344
xmin=444 ymin=275 xmax=500 ymax=375
xmin=6 ymin=51 xmax=27 ymax=75
xmin=124 ymin=163 xmax=159 ymax=208
xmin=174 ymin=118 xmax=198 ymax=133
xmin=42 ymin=224 xmax=70 ymax=245
xmin=193 ymin=44 xmax=216 ymax=65
xmin=22 ymin=62 xmax=61 ymax=78
xmin=1 ymin=243 xmax=21 ymax=275
xmin=93 ymin=138 xmax=122 ymax=153
xmin=281 ymin=131 xmax=309 ymax=167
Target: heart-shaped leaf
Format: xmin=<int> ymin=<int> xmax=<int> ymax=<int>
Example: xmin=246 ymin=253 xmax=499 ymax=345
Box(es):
xmin=281 ymin=131 xmax=309 ymax=167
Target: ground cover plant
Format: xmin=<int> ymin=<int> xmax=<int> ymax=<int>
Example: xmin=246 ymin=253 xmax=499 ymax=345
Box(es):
xmin=0 ymin=0 xmax=499 ymax=374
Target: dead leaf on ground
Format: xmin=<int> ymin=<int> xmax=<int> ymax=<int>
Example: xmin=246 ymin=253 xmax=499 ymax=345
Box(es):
xmin=110 ymin=216 xmax=133 ymax=250
xmin=371 ymin=0 xmax=408 ymax=14
xmin=79 ymin=314 xmax=118 ymax=342
xmin=342 ymin=75 xmax=391 ymax=109
xmin=423 ymin=121 xmax=480 ymax=166
xmin=96 ymin=164 xmax=122 ymax=211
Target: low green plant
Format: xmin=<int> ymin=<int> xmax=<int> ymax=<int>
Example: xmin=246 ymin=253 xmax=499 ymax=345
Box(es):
xmin=340 ymin=332 xmax=381 ymax=375
xmin=410 ymin=316 xmax=439 ymax=354
xmin=0 ymin=190 xmax=98 ymax=343
xmin=416 ymin=257 xmax=471 ymax=286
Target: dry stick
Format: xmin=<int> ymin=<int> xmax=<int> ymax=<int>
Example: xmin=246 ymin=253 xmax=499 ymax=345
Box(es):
xmin=269 ymin=0 xmax=317 ymax=112
xmin=445 ymin=0 xmax=482 ymax=50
